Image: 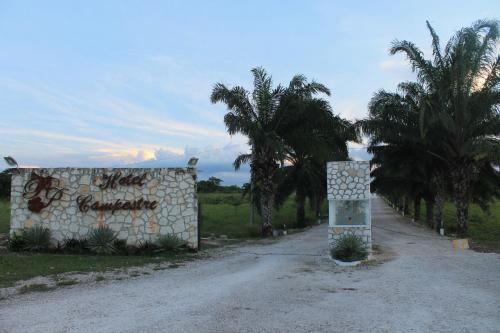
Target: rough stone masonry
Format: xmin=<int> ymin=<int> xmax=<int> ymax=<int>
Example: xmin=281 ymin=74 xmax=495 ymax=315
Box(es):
xmin=327 ymin=161 xmax=371 ymax=251
xmin=9 ymin=168 xmax=198 ymax=249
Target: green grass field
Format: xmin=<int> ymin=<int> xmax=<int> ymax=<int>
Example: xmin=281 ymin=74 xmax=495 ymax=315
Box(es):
xmin=198 ymin=192 xmax=321 ymax=238
xmin=0 ymin=200 xmax=9 ymax=234
xmin=412 ymin=199 xmax=500 ymax=251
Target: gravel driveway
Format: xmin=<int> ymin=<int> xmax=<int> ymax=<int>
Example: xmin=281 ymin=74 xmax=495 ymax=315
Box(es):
xmin=1 ymin=197 xmax=499 ymax=333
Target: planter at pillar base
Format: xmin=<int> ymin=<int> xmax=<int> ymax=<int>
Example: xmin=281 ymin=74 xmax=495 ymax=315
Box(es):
xmin=326 ymin=161 xmax=372 ymax=253
xmin=330 ymin=257 xmax=361 ymax=266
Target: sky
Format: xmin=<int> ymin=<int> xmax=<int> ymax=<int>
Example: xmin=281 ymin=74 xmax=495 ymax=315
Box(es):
xmin=0 ymin=0 xmax=498 ymax=184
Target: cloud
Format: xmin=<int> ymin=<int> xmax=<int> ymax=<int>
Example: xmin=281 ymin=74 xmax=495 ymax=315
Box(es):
xmin=379 ymin=58 xmax=409 ymax=72
xmin=0 ymin=126 xmax=184 ymax=166
xmin=378 ymin=57 xmax=415 ymax=83
xmin=335 ymin=100 xmax=367 ymax=120
xmin=127 ymin=140 xmax=250 ymax=185
xmin=102 ymin=98 xmax=227 ymax=139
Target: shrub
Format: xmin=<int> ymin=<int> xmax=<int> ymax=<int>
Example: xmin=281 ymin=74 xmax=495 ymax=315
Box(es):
xmin=87 ymin=225 xmax=117 ymax=255
xmin=137 ymin=240 xmax=159 ymax=255
xmin=125 ymin=244 xmax=140 ymax=256
xmin=21 ymin=225 xmax=51 ymax=252
xmin=156 ymin=234 xmax=186 ymax=252
xmin=62 ymin=238 xmax=89 ymax=254
xmin=330 ymin=234 xmax=368 ymax=262
xmin=8 ymin=233 xmax=26 ymax=252
xmin=112 ymin=239 xmax=128 ymax=255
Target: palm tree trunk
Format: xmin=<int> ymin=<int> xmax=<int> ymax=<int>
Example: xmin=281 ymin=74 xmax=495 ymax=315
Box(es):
xmin=434 ymin=193 xmax=444 ymax=232
xmin=296 ymin=189 xmax=306 ymax=228
xmin=450 ymin=165 xmax=471 ymax=236
xmin=315 ymin=196 xmax=321 ymax=220
xmin=403 ymin=196 xmax=410 ymax=216
xmin=413 ymin=195 xmax=421 ymax=222
xmin=249 ymin=178 xmax=254 ymax=225
xmin=260 ymin=191 xmax=274 ymax=237
xmin=253 ymin=153 xmax=277 ymax=237
xmin=425 ymin=199 xmax=434 ymax=228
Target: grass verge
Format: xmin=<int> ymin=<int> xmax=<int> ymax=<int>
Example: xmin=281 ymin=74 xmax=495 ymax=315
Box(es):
xmin=18 ymin=283 xmax=54 ymax=294
xmin=0 ymin=200 xmax=9 ymax=234
xmin=199 ymin=192 xmax=324 ymax=238
xmin=412 ymin=199 xmax=500 ymax=251
xmin=0 ymin=251 xmax=184 ymax=288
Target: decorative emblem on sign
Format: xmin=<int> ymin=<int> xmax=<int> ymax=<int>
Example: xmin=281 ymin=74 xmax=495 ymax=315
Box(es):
xmin=23 ymin=172 xmax=66 ymax=213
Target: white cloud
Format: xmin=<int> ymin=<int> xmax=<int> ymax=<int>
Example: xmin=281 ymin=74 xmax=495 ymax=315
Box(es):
xmin=379 ymin=58 xmax=409 ymax=72
xmin=0 ymin=126 xmax=184 ymax=166
xmin=102 ymin=98 xmax=227 ymax=139
xmin=335 ymin=100 xmax=367 ymax=120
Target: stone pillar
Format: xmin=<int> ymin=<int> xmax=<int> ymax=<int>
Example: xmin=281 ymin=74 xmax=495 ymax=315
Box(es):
xmin=326 ymin=161 xmax=371 ymax=251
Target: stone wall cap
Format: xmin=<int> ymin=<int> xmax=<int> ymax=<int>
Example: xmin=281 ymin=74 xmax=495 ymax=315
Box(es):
xmin=14 ymin=167 xmax=196 ymax=174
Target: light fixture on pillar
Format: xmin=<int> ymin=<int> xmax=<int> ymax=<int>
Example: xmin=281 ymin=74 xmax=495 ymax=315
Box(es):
xmin=3 ymin=156 xmax=19 ymax=173
xmin=187 ymin=157 xmax=199 ymax=167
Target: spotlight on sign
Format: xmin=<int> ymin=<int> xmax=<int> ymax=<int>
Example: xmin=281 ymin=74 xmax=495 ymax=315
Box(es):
xmin=3 ymin=156 xmax=18 ymax=168
xmin=3 ymin=156 xmax=20 ymax=173
xmin=187 ymin=157 xmax=199 ymax=167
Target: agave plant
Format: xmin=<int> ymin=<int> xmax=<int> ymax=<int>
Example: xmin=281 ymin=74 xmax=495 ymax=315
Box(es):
xmin=330 ymin=234 xmax=368 ymax=262
xmin=20 ymin=225 xmax=52 ymax=252
xmin=87 ymin=225 xmax=117 ymax=255
xmin=156 ymin=234 xmax=186 ymax=252
xmin=137 ymin=240 xmax=159 ymax=255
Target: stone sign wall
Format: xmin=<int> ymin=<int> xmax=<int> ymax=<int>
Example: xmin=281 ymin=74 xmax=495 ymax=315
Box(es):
xmin=10 ymin=168 xmax=198 ymax=249
xmin=326 ymin=161 xmax=371 ymax=251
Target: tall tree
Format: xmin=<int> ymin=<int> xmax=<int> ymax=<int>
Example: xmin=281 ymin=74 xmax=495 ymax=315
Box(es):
xmin=361 ymin=81 xmax=444 ymax=228
xmin=211 ymin=68 xmax=286 ymax=236
xmin=276 ymin=76 xmax=357 ymax=227
xmin=390 ymin=20 xmax=500 ymax=234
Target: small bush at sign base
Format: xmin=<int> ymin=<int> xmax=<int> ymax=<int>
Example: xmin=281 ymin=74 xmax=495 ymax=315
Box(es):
xmin=331 ymin=234 xmax=368 ymax=262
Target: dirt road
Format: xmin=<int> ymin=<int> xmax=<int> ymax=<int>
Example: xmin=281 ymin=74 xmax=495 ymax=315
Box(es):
xmin=1 ymin=197 xmax=499 ymax=332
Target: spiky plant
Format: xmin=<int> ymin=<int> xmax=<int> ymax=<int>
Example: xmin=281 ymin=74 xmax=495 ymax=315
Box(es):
xmin=331 ymin=234 xmax=368 ymax=262
xmin=137 ymin=240 xmax=158 ymax=255
xmin=87 ymin=226 xmax=117 ymax=255
xmin=21 ymin=225 xmax=51 ymax=252
xmin=156 ymin=234 xmax=186 ymax=252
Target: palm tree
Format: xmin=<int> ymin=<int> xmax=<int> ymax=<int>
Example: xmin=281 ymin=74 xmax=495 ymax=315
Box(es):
xmin=362 ymin=81 xmax=445 ymax=228
xmin=211 ymin=67 xmax=286 ymax=236
xmin=390 ymin=20 xmax=500 ymax=234
xmin=276 ymin=77 xmax=357 ymax=227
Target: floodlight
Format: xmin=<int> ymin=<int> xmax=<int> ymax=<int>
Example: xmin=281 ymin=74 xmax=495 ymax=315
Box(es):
xmin=4 ymin=156 xmax=18 ymax=167
xmin=187 ymin=157 xmax=199 ymax=167
xmin=3 ymin=156 xmax=19 ymax=173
